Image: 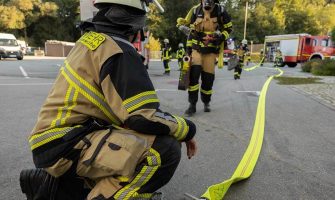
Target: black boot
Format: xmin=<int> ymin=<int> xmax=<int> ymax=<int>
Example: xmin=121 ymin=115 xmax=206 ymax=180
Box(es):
xmin=20 ymin=169 xmax=59 ymax=200
xmin=204 ymin=103 xmax=211 ymax=112
xmin=185 ymin=103 xmax=196 ymax=116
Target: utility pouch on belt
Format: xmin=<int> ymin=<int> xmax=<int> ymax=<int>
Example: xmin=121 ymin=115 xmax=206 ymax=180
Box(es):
xmin=76 ymin=129 xmax=151 ymax=179
xmin=178 ymin=56 xmax=191 ymax=90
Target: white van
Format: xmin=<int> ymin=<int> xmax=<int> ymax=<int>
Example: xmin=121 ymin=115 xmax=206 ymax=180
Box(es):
xmin=0 ymin=33 xmax=24 ymax=60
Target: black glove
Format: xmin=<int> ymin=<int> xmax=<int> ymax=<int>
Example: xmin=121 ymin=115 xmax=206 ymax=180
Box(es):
xmin=213 ymin=31 xmax=225 ymax=45
xmin=186 ymin=47 xmax=192 ymax=56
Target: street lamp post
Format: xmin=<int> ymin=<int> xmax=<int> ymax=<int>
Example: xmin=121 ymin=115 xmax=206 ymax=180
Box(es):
xmin=244 ymin=1 xmax=248 ymax=40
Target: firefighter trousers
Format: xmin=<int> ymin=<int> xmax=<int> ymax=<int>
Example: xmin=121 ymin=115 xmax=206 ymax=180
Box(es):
xmin=188 ymin=51 xmax=216 ymax=104
xmin=44 ymin=129 xmax=181 ymax=200
xmin=234 ymin=62 xmax=244 ymax=79
xmin=178 ymin=58 xmax=183 ymax=70
xmin=163 ymin=60 xmax=171 ymax=73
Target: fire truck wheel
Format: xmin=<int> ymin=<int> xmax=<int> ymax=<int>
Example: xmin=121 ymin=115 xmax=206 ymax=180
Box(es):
xmin=286 ymin=62 xmax=297 ymax=68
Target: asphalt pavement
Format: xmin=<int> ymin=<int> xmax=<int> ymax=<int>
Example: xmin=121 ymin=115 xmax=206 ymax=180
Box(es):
xmin=0 ymin=58 xmax=334 ymax=200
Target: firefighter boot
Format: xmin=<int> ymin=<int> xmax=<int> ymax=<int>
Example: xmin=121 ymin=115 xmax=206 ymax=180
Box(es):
xmin=204 ymin=103 xmax=211 ymax=112
xmin=185 ymin=103 xmax=196 ymax=116
xmin=20 ymin=168 xmax=59 ymax=200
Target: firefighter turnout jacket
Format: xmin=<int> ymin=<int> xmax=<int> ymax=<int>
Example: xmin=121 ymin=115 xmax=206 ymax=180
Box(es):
xmin=161 ymin=46 xmax=172 ymax=61
xmin=176 ymin=48 xmax=186 ymax=60
xmin=29 ymin=31 xmax=196 ymax=168
xmin=184 ymin=3 xmax=233 ymax=54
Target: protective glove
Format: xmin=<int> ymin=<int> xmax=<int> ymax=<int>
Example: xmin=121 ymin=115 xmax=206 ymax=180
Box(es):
xmin=186 ymin=47 xmax=192 ymax=56
xmin=213 ymin=30 xmax=225 ymax=45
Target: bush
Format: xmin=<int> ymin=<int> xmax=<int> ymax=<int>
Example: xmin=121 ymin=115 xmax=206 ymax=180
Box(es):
xmin=311 ymin=59 xmax=335 ymax=76
xmin=301 ymin=60 xmax=321 ymax=72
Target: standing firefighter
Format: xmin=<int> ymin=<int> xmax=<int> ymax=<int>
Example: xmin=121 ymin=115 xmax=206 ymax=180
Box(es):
xmin=234 ymin=39 xmax=249 ymax=80
xmin=177 ymin=0 xmax=232 ymax=116
xmin=19 ymin=1 xmax=197 ymax=200
xmin=176 ymin=43 xmax=186 ymax=70
xmin=161 ymin=38 xmax=172 ymax=75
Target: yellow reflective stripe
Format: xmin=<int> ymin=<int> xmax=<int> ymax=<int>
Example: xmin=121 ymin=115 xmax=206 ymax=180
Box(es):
xmin=61 ymin=89 xmax=79 ymax=125
xmin=117 ymin=176 xmax=130 ymax=183
xmin=222 ymin=31 xmax=229 ymax=39
xmin=201 ymin=89 xmax=213 ymax=95
xmin=191 ymin=39 xmax=217 ymax=48
xmin=203 ymin=31 xmax=215 ymax=35
xmin=201 ymin=68 xmax=284 ymax=200
xmin=61 ymin=68 xmax=120 ymax=125
xmin=123 ymin=91 xmax=159 ymax=113
xmin=29 ymin=126 xmax=82 ymax=150
xmin=188 ymin=84 xmax=199 ymax=91
xmin=64 ymin=61 xmax=104 ymax=100
xmin=114 ymin=149 xmax=161 ymax=200
xmin=50 ymin=86 xmax=72 ymax=127
xmin=173 ymin=116 xmax=189 ymax=141
xmin=224 ymin=22 xmax=233 ymax=28
xmin=131 ymin=192 xmax=152 ymax=199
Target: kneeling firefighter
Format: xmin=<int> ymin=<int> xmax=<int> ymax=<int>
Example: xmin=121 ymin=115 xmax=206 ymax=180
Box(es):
xmin=19 ymin=1 xmax=197 ymax=200
xmin=234 ymin=39 xmax=249 ymax=80
xmin=177 ymin=0 xmax=233 ymax=116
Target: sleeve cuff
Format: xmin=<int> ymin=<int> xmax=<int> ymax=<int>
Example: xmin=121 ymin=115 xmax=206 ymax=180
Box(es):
xmin=183 ymin=118 xmax=196 ymax=141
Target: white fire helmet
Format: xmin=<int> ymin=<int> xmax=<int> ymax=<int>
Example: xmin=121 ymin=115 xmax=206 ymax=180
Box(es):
xmin=94 ymin=0 xmax=164 ymax=13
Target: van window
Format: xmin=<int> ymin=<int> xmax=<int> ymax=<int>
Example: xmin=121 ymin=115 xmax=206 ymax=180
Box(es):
xmin=0 ymin=39 xmax=18 ymax=46
xmin=305 ymin=38 xmax=311 ymax=46
xmin=321 ymin=39 xmax=328 ymax=47
xmin=312 ymin=39 xmax=318 ymax=46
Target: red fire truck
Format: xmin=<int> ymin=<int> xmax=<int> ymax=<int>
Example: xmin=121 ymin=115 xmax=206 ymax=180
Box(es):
xmin=264 ymin=34 xmax=335 ymax=67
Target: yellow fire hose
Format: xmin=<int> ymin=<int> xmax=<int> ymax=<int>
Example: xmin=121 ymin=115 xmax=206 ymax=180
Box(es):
xmin=185 ymin=59 xmax=283 ymax=200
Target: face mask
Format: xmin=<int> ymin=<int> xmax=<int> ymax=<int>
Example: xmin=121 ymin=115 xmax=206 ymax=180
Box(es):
xmin=203 ymin=0 xmax=214 ymax=10
xmin=104 ymin=5 xmax=146 ymax=34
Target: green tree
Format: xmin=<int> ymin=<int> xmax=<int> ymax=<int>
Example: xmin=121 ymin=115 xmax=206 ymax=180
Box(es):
xmin=331 ymin=26 xmax=335 ymax=42
xmin=0 ymin=6 xmax=25 ymax=30
xmin=147 ymin=0 xmax=198 ymax=50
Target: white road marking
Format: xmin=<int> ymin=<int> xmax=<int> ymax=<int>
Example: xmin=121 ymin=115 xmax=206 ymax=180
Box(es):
xmin=236 ymin=90 xmax=261 ymax=96
xmin=19 ymin=66 xmax=29 ymax=78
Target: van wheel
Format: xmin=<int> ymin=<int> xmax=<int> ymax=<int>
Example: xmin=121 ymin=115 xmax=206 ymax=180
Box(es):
xmin=17 ymin=56 xmax=23 ymax=60
xmin=286 ymin=62 xmax=297 ymax=68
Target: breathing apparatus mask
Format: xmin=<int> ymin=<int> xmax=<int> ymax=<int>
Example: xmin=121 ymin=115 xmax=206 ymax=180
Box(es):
xmin=203 ymin=0 xmax=215 ymax=11
xmin=93 ymin=0 xmax=164 ymax=41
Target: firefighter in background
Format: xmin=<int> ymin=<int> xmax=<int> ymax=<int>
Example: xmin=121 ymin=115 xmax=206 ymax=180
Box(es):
xmin=177 ymin=0 xmax=233 ymax=116
xmin=19 ymin=1 xmax=197 ymax=199
xmin=260 ymin=48 xmax=264 ymax=66
xmin=234 ymin=39 xmax=249 ymax=80
xmin=176 ymin=43 xmax=186 ymax=70
xmin=161 ymin=38 xmax=172 ymax=75
xmin=274 ymin=47 xmax=284 ymax=67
